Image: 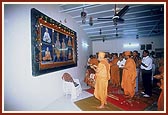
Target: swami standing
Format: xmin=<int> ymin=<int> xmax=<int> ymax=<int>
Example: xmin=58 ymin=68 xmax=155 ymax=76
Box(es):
xmin=91 ymin=52 xmax=110 ymax=109
xmin=121 ymin=51 xmax=136 ymax=99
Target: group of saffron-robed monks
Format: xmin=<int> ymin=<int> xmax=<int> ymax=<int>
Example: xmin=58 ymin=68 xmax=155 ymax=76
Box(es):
xmin=89 ymin=51 xmax=164 ymax=110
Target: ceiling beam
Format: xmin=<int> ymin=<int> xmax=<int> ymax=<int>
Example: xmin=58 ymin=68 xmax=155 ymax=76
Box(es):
xmin=83 ymin=19 xmax=161 ymax=31
xmin=59 ymin=4 xmax=105 ymax=13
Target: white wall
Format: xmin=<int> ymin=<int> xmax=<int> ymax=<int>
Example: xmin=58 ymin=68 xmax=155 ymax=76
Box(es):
xmin=3 ymin=4 xmax=91 ymax=111
xmin=92 ymin=35 xmax=164 ymax=56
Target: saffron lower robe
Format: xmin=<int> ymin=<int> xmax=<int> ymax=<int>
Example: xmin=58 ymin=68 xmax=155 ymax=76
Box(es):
xmin=121 ymin=58 xmax=136 ymax=98
xmin=157 ymin=66 xmax=164 ymax=111
xmin=94 ymin=59 xmax=110 ymax=105
xmin=110 ymin=58 xmax=120 ymax=86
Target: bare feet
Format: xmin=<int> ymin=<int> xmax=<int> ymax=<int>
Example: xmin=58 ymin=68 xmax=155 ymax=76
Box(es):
xmin=96 ymin=105 xmax=105 ymax=109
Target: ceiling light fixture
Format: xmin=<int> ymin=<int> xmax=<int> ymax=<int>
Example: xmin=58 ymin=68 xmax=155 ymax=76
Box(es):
xmin=99 ymin=29 xmax=102 ymax=35
xmin=81 ymin=7 xmax=87 ymax=24
xmin=89 ymin=16 xmax=93 ymax=26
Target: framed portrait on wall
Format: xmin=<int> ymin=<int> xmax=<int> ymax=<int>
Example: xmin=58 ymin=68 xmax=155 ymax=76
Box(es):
xmin=146 ymin=44 xmax=152 ymax=50
xmin=140 ymin=44 xmax=145 ymax=50
xmin=31 ymin=8 xmax=77 ymax=76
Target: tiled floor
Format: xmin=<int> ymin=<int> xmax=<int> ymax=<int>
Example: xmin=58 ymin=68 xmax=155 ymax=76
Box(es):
xmin=42 ymin=82 xmax=93 ymax=111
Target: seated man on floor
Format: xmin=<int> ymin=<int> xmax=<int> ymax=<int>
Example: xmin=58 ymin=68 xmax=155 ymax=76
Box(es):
xmin=62 ymin=73 xmax=79 ymax=87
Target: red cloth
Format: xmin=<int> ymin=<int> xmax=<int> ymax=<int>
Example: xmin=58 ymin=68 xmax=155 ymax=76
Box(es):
xmin=86 ymin=86 xmax=148 ymax=111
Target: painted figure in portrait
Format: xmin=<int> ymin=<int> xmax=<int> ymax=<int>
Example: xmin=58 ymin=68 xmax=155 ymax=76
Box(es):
xmin=43 ymin=46 xmax=52 ymax=61
xmin=42 ymin=27 xmax=51 ymax=43
xmin=54 ymin=32 xmax=61 ymax=61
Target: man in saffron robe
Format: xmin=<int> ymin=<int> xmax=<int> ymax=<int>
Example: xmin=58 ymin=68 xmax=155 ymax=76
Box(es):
xmin=84 ymin=55 xmax=99 ymax=87
xmin=153 ymin=58 xmax=164 ymax=111
xmin=110 ymin=53 xmax=120 ymax=87
xmin=91 ymin=52 xmax=110 ymax=109
xmin=121 ymin=51 xmax=136 ymax=98
xmin=88 ymin=55 xmax=99 ymax=67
